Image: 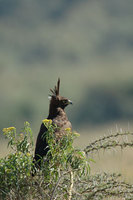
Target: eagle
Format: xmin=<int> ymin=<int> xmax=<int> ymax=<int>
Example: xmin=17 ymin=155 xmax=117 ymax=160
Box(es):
xmin=33 ymin=78 xmax=72 ymax=168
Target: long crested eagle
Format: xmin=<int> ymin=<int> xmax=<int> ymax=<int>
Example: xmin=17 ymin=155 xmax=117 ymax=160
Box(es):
xmin=33 ymin=78 xmax=72 ymax=168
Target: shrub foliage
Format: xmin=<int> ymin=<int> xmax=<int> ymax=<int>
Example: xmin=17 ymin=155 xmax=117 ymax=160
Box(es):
xmin=0 ymin=121 xmax=133 ymax=200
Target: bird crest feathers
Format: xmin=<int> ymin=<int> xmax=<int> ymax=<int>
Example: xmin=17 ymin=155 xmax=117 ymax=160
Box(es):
xmin=50 ymin=78 xmax=60 ymax=97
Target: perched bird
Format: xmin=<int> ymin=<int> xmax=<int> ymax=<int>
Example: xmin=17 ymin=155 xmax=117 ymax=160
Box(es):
xmin=33 ymin=78 xmax=72 ymax=168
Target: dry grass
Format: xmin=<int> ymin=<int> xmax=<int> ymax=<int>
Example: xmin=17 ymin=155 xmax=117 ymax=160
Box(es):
xmin=74 ymin=121 xmax=133 ymax=183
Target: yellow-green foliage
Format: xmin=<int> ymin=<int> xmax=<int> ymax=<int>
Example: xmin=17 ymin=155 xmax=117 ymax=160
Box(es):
xmin=0 ymin=122 xmax=33 ymax=199
xmin=1 ymin=122 xmax=133 ymax=200
xmin=0 ymin=121 xmax=90 ymax=199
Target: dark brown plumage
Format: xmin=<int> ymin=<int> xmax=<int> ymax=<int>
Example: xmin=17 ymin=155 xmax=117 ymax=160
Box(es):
xmin=33 ymin=78 xmax=72 ymax=168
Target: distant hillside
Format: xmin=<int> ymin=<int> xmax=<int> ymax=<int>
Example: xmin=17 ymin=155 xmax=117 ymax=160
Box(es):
xmin=0 ymin=0 xmax=133 ymax=132
xmin=0 ymin=0 xmax=133 ymax=67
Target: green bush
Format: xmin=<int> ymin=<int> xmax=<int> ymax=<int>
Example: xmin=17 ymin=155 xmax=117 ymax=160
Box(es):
xmin=0 ymin=121 xmax=133 ymax=200
xmin=0 ymin=121 xmax=91 ymax=200
xmin=0 ymin=122 xmax=33 ymax=199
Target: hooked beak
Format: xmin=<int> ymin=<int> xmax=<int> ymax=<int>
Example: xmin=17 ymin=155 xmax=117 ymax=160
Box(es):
xmin=68 ymin=100 xmax=73 ymax=105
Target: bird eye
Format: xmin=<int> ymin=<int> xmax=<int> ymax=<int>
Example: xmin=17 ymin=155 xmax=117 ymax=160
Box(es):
xmin=62 ymin=99 xmax=67 ymax=104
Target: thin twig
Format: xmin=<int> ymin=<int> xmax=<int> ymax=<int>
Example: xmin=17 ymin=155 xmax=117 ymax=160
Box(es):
xmin=68 ymin=171 xmax=74 ymax=200
xmin=50 ymin=175 xmax=63 ymax=200
xmin=84 ymin=131 xmax=133 ymax=153
xmin=35 ymin=180 xmax=49 ymax=199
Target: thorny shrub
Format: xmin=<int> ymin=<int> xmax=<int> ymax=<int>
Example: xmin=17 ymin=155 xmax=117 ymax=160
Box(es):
xmin=0 ymin=121 xmax=133 ymax=200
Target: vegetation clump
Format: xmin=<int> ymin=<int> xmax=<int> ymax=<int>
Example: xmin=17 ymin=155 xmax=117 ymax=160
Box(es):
xmin=0 ymin=121 xmax=133 ymax=199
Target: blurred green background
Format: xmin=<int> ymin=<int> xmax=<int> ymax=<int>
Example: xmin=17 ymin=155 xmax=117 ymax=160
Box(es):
xmin=0 ymin=0 xmax=133 ymax=179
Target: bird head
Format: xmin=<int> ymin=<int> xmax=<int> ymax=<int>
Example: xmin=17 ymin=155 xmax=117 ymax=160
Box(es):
xmin=49 ymin=78 xmax=72 ymax=110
